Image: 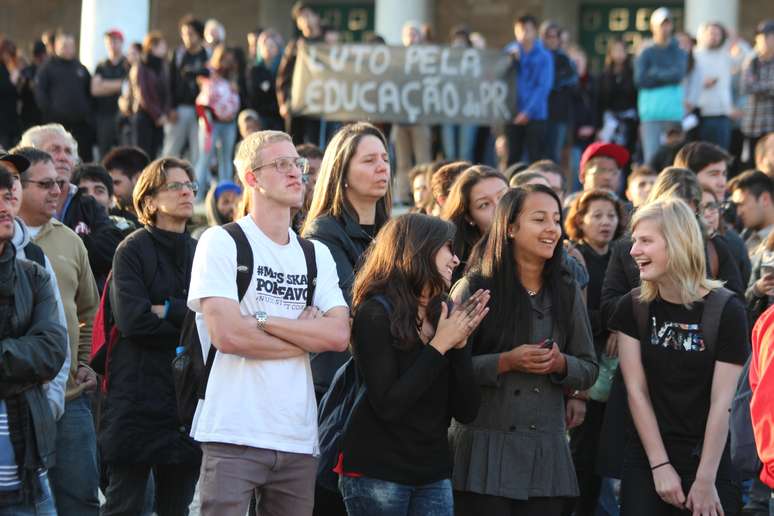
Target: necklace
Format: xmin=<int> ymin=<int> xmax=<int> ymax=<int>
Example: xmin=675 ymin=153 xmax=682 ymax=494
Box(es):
xmin=526 ymin=288 xmax=538 ymax=297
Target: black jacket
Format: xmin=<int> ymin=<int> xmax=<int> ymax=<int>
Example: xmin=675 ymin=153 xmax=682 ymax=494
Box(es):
xmin=600 ymin=234 xmax=744 ymax=330
xmin=247 ymin=61 xmax=282 ymax=125
xmin=62 ymin=187 xmax=124 ymax=290
xmin=0 ymin=247 xmax=68 ymax=471
xmin=100 ymin=227 xmax=200 ymax=465
xmin=302 ymin=211 xmax=374 ymax=395
xmin=35 ymin=56 xmax=93 ymax=124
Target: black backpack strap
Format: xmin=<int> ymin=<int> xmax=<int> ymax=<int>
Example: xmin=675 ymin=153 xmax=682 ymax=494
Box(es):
xmin=298 ymin=237 xmax=317 ymax=308
xmin=201 ymin=222 xmax=255 ymax=393
xmin=23 ymin=242 xmax=46 ymax=268
xmin=223 ymin=222 xmax=254 ymax=302
xmin=631 ymin=287 xmax=649 ymax=343
xmin=700 ymin=287 xmax=734 ymax=355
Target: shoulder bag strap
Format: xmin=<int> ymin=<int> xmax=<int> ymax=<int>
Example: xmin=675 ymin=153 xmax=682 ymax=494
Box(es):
xmin=298 ymin=237 xmax=317 ymax=308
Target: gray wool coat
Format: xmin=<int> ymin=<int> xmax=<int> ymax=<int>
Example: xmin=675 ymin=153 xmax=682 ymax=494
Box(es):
xmin=449 ymin=278 xmax=598 ymax=500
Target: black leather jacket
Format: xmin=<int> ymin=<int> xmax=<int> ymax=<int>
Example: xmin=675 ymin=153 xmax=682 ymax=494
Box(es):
xmin=0 ymin=247 xmax=68 ymax=470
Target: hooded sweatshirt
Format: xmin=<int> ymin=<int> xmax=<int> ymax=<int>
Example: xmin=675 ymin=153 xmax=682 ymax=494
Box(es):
xmin=11 ymin=218 xmax=70 ymax=420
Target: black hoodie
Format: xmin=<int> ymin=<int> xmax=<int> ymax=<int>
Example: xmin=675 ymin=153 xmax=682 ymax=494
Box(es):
xmin=35 ymin=56 xmax=93 ymax=124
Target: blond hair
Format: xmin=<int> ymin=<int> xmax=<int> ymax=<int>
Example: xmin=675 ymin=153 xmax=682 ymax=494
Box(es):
xmin=631 ymin=198 xmax=723 ymax=306
xmin=232 ymin=130 xmax=293 ymax=216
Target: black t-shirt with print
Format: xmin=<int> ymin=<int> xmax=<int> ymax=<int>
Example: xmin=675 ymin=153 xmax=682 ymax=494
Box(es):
xmin=609 ymin=291 xmax=747 ymax=444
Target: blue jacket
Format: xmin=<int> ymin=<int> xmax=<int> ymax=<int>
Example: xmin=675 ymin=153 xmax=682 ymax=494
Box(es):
xmin=634 ymin=37 xmax=687 ymax=89
xmin=504 ymin=40 xmax=554 ymax=121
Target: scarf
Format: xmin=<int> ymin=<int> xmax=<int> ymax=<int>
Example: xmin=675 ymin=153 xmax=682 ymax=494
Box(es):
xmin=0 ymin=244 xmax=42 ymax=504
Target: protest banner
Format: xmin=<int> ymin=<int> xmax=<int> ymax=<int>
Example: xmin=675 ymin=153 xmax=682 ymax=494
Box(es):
xmin=290 ymin=43 xmax=516 ymax=125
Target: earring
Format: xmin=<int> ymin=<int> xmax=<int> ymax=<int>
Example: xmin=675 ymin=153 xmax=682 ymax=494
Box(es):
xmin=468 ymin=220 xmax=475 ymax=226
xmin=344 ymin=182 xmax=349 ymax=188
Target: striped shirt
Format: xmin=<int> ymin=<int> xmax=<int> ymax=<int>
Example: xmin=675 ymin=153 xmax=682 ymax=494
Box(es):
xmin=0 ymin=401 xmax=21 ymax=491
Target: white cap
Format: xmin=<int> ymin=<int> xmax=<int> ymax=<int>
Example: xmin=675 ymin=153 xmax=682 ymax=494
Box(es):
xmin=650 ymin=7 xmax=672 ymax=27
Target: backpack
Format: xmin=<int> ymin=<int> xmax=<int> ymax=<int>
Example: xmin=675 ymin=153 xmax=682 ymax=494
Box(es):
xmin=730 ymin=354 xmax=762 ymax=479
xmin=90 ymin=230 xmax=159 ymax=390
xmin=315 ymin=295 xmax=390 ymax=492
xmin=172 ymin=222 xmax=318 ymax=431
xmin=596 ymin=286 xmax=733 ymax=478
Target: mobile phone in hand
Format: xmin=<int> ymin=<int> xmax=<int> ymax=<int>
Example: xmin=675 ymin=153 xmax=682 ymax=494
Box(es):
xmin=541 ymin=338 xmax=554 ymax=349
xmin=762 ymin=265 xmax=774 ymax=277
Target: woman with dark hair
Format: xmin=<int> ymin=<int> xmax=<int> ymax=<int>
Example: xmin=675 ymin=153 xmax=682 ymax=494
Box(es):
xmin=450 ymin=184 xmax=598 ymax=516
xmin=122 ymin=32 xmax=170 ymax=159
xmin=338 ymin=213 xmax=489 ymax=516
xmin=100 ymin=157 xmax=201 ymax=515
xmin=597 ymin=38 xmax=638 ymax=156
xmin=564 ymin=189 xmax=626 ymax=516
xmin=440 ymin=165 xmax=508 ymax=281
xmin=301 ymin=122 xmax=391 ymax=514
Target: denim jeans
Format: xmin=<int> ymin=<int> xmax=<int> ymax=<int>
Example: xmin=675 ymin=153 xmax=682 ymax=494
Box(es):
xmin=195 ymin=119 xmax=237 ymax=200
xmin=48 ymin=394 xmax=100 ymax=516
xmin=545 ymin=121 xmax=568 ymax=163
xmin=640 ymin=121 xmax=679 ymax=165
xmin=505 ymin=120 xmax=547 ymax=166
xmin=0 ymin=475 xmax=57 ymax=516
xmin=163 ymin=105 xmax=199 ymax=164
xmin=339 ymin=476 xmax=453 ymax=516
xmin=699 ymin=115 xmax=732 ymax=151
xmin=441 ymin=124 xmax=477 ymax=162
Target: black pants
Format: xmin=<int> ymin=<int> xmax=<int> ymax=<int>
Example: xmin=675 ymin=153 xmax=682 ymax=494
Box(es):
xmin=62 ymin=120 xmax=95 ymax=162
xmin=620 ymin=445 xmax=741 ymax=516
xmin=505 ymin=120 xmax=547 ymax=166
xmin=454 ymin=490 xmax=572 ymax=516
xmin=133 ymin=111 xmax=163 ymax=159
xmin=569 ymin=400 xmax=608 ymax=516
xmin=96 ymin=111 xmax=119 ymax=159
xmin=287 ymin=115 xmax=321 ymax=146
xmin=101 ymin=462 xmax=199 ymax=516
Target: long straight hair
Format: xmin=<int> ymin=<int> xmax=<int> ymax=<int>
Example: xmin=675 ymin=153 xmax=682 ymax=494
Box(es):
xmin=466 ymin=185 xmax=572 ymax=354
xmin=351 ymin=214 xmax=456 ymax=350
xmin=301 ymin=122 xmax=391 ymax=235
xmin=441 ymin=165 xmax=508 ymax=263
xmin=631 ymin=198 xmax=723 ymax=306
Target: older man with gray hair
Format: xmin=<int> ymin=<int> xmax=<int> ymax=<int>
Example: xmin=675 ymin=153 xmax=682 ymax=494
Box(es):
xmin=19 ymin=123 xmax=123 ymax=289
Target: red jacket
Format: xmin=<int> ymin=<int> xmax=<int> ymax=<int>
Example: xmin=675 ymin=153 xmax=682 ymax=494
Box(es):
xmin=750 ymin=304 xmax=774 ymax=487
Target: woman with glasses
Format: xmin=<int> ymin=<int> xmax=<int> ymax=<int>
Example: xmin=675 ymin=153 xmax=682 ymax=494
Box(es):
xmin=301 ymin=121 xmax=391 ymax=515
xmin=100 ymin=158 xmax=202 ymax=516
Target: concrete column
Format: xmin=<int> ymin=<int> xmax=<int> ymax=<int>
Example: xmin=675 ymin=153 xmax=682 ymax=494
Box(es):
xmin=375 ymin=0 xmax=433 ymax=45
xmin=685 ymin=0 xmax=738 ymax=35
xmin=79 ymin=0 xmax=149 ymax=71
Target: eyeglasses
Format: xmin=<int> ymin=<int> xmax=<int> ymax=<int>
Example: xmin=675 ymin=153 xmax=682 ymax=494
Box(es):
xmin=701 ymin=201 xmax=721 ymax=213
xmin=157 ymin=181 xmax=199 ymax=194
xmin=22 ymin=178 xmax=68 ymax=191
xmin=254 ymin=157 xmax=310 ymax=177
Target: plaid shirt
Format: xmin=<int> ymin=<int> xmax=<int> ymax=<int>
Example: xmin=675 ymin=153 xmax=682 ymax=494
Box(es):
xmin=742 ymin=53 xmax=774 ymax=137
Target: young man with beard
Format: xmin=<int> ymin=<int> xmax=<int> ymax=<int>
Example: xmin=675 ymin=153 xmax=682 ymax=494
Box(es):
xmin=11 ymin=146 xmax=100 ymax=516
xmin=0 ymin=165 xmax=68 ymax=513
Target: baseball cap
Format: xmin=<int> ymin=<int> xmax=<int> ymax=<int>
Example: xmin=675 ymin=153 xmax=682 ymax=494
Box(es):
xmin=756 ymin=20 xmax=774 ymax=36
xmin=650 ymin=7 xmax=672 ymax=27
xmin=579 ymin=142 xmax=630 ymax=178
xmin=0 ymin=153 xmax=30 ymax=174
xmin=104 ymin=29 xmax=124 ymax=41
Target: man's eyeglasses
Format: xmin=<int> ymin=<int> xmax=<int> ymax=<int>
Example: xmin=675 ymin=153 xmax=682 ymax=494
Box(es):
xmin=22 ymin=178 xmax=68 ymax=191
xmin=253 ymin=157 xmax=310 ymax=177
xmin=157 ymin=181 xmax=199 ymax=194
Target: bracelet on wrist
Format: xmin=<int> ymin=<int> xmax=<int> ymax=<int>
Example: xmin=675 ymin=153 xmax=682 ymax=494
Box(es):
xmin=651 ymin=461 xmax=670 ymax=471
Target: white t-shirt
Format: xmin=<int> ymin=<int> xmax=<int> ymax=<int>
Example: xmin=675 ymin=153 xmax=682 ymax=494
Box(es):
xmin=187 ymin=215 xmax=346 ymax=455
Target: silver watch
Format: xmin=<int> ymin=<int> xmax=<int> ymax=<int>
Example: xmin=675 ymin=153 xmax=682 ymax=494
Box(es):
xmin=255 ymin=311 xmax=268 ymax=330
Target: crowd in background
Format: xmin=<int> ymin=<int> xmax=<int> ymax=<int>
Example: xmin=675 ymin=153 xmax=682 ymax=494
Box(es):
xmin=1 ymin=2 xmax=774 ymax=516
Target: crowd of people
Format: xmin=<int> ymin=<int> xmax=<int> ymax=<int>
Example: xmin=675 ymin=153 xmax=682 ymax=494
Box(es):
xmin=2 ymin=1 xmax=774 ymax=516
